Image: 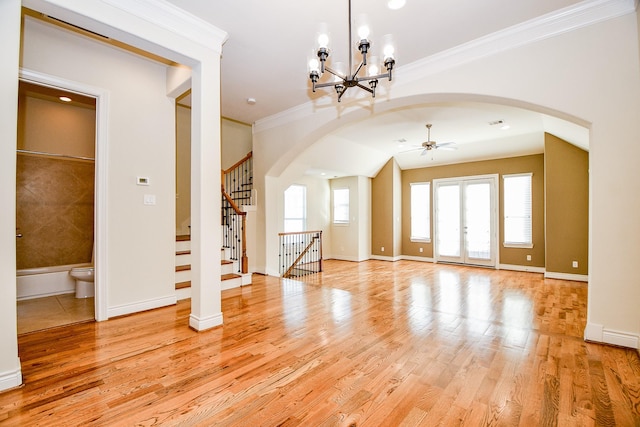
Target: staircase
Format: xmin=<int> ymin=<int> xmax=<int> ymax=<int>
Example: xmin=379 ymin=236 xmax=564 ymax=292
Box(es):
xmin=175 ymin=234 xmax=245 ymax=301
xmin=174 ymin=151 xmax=254 ymax=300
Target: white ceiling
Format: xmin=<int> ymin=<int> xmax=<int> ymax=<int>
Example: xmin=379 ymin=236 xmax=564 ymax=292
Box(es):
xmin=166 ymin=0 xmax=591 ymax=176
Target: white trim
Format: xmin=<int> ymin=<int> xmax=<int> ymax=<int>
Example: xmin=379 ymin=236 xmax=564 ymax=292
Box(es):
xmin=176 ymin=287 xmax=191 ymax=301
xmin=499 ymin=264 xmax=546 ymax=274
xmin=19 ymin=69 xmax=110 ymax=322
xmin=107 ymin=295 xmax=176 ymax=318
xmin=0 ymin=360 xmax=22 ymax=391
xmin=402 ymin=255 xmax=435 ymax=263
xmin=585 ymin=322 xmax=639 ymax=350
xmin=189 ymin=312 xmax=223 ymax=331
xmin=545 ymin=271 xmax=589 ymax=282
xmin=369 ymin=255 xmax=403 ymax=262
xmin=101 ymin=0 xmax=228 ymax=53
xmin=254 ymin=0 xmax=637 ymax=133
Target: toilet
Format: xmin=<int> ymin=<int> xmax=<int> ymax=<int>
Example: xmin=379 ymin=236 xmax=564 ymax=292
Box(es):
xmin=70 ymin=266 xmax=94 ymax=298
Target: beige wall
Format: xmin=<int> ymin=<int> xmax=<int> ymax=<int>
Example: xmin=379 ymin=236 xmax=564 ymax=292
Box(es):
xmin=221 ymin=118 xmax=252 ymax=170
xmin=21 ymin=16 xmax=176 ymax=311
xmin=371 ymin=159 xmax=398 ymax=257
xmin=545 ymin=134 xmax=589 ymax=275
xmin=175 ymin=112 xmax=252 ymax=235
xmin=176 ymin=105 xmax=191 ymax=235
xmin=401 ymin=154 xmax=545 ymax=267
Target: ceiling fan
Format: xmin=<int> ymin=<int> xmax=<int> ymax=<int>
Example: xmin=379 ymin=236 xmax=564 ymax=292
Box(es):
xmin=419 ymin=124 xmax=457 ymax=155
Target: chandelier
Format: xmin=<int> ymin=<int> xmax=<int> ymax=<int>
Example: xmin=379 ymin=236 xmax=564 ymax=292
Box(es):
xmin=307 ymin=0 xmax=396 ymax=102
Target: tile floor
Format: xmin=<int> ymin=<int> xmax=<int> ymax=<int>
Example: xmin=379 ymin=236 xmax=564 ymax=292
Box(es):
xmin=17 ymin=293 xmax=95 ymax=334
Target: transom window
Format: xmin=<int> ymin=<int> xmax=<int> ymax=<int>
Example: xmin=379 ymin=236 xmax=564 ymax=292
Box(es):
xmin=284 ymin=184 xmax=306 ymax=232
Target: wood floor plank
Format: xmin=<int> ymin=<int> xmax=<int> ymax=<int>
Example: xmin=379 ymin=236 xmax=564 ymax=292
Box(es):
xmin=2 ymin=259 xmax=639 ymax=426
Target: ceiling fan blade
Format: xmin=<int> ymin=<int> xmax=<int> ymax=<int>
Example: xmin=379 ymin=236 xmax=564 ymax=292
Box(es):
xmin=420 ymin=148 xmax=429 ymax=156
xmin=437 ymin=145 xmax=457 ymax=151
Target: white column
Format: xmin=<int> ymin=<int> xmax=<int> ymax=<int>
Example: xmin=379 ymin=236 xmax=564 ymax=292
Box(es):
xmin=189 ymin=57 xmax=223 ymax=330
xmin=0 ymin=0 xmax=23 ymax=391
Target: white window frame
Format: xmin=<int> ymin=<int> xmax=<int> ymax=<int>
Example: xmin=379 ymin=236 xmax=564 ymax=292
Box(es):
xmin=503 ymin=173 xmax=533 ymax=248
xmin=284 ymin=184 xmax=306 ymax=232
xmin=333 ymin=187 xmax=350 ymax=225
xmin=410 ymin=182 xmax=431 ymax=243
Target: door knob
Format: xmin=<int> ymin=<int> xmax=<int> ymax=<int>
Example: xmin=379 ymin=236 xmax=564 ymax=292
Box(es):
xmin=16 ymin=233 xmax=23 ymax=238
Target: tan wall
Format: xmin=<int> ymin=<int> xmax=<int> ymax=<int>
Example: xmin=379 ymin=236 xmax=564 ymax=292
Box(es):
xmin=176 ymin=105 xmax=191 ymax=235
xmin=371 ymin=159 xmax=396 ymax=257
xmin=545 ymin=133 xmax=589 ymax=274
xmin=401 ymin=154 xmax=545 ymax=267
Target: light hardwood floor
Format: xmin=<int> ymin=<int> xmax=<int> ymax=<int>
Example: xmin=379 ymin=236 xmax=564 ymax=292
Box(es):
xmin=2 ymin=260 xmax=639 ymax=426
xmin=17 ymin=294 xmax=95 ymax=334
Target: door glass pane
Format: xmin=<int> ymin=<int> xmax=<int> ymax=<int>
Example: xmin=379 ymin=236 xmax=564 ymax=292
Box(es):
xmin=465 ymin=182 xmax=491 ymax=260
xmin=436 ymin=184 xmax=460 ymax=257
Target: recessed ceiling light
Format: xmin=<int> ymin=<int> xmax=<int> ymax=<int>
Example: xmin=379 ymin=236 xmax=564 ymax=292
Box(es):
xmin=246 ymin=97 xmax=256 ymax=105
xmin=59 ymin=96 xmax=72 ymax=102
xmin=388 ymin=0 xmax=406 ymax=10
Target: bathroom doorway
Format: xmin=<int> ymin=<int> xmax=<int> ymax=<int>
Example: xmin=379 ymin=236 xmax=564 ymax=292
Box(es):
xmin=16 ymin=80 xmax=97 ymax=334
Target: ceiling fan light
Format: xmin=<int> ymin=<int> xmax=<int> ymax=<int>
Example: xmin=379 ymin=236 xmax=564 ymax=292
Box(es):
xmin=387 ymin=0 xmax=406 ymax=10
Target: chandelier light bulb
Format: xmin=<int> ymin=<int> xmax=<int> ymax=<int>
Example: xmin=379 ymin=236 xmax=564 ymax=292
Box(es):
xmin=317 ymin=33 xmax=330 ymax=48
xmin=383 ymin=44 xmax=395 ymax=59
xmin=308 ymin=57 xmax=320 ymax=73
xmin=357 ymin=25 xmax=370 ymax=40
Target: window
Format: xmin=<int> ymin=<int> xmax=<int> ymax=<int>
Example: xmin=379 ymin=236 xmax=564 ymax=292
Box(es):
xmin=410 ymin=182 xmax=430 ymax=241
xmin=333 ymin=188 xmax=350 ymax=224
xmin=503 ymin=173 xmax=532 ymax=247
xmin=284 ymin=184 xmax=306 ymax=232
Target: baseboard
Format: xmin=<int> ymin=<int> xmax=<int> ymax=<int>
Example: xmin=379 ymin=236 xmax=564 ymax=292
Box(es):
xmin=189 ymin=312 xmax=223 ymax=331
xmin=545 ymin=271 xmax=588 ymax=282
xmin=107 ymin=295 xmax=177 ymax=318
xmin=584 ymin=322 xmax=640 ymax=350
xmin=401 ymin=255 xmax=435 ymax=263
xmin=498 ymin=264 xmax=546 ymax=274
xmin=0 ymin=359 xmax=22 ymax=392
xmin=369 ymin=255 xmax=403 ymax=262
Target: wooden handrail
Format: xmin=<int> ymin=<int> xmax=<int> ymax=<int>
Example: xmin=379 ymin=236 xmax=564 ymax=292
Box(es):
xmin=278 ymin=230 xmax=323 ymax=237
xmin=222 ymin=151 xmax=253 ymax=175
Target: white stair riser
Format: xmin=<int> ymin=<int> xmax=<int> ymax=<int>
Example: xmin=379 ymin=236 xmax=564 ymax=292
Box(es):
xmin=175 ymin=269 xmax=191 ymax=283
xmin=176 ymin=253 xmax=191 ymax=267
xmin=176 ymin=240 xmax=190 ymax=252
xmin=221 ymin=276 xmax=242 ymax=291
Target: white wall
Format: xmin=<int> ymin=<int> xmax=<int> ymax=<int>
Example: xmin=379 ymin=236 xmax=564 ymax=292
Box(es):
xmin=254 ymin=12 xmax=640 ymax=349
xmin=329 ymin=176 xmax=371 ymax=262
xmin=21 ymin=17 xmax=177 ymax=313
xmin=0 ymin=0 xmax=23 ymax=392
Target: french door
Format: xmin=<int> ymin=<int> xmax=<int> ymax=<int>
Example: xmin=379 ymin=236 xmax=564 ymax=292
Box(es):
xmin=434 ymin=175 xmax=498 ymax=267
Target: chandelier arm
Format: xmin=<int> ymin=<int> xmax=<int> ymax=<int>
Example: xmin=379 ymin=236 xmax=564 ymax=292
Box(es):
xmin=357 ymin=71 xmax=391 ymax=81
xmin=355 ymin=82 xmax=374 ymax=94
xmin=324 ymin=66 xmax=347 ymax=80
xmin=337 ymin=86 xmax=348 ymax=102
xmin=314 ymin=81 xmax=341 ymax=89
xmin=352 ymin=60 xmax=365 ymax=79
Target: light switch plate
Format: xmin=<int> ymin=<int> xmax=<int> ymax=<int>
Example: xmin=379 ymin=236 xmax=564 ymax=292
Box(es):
xmin=144 ymin=194 xmax=156 ymax=205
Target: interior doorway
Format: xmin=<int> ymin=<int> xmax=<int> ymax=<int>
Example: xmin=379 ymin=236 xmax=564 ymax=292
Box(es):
xmin=16 ymin=79 xmax=97 ymax=333
xmin=433 ymin=175 xmax=498 ymax=267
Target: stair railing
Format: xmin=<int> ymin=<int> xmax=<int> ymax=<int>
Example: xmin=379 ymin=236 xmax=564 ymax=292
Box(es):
xmin=278 ymin=230 xmax=323 ymax=278
xmin=221 ymin=151 xmax=252 ymax=275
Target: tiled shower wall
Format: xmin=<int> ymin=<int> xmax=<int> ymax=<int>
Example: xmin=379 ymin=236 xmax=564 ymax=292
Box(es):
xmin=16 ymin=154 xmax=94 ymax=270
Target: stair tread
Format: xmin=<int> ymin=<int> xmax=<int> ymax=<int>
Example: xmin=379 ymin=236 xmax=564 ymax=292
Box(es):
xmin=222 ymin=273 xmax=241 ymax=281
xmin=176 ymin=250 xmax=191 ymax=256
xmin=222 ymin=260 xmax=233 ymax=265
xmin=176 ymin=235 xmax=190 ymax=242
xmin=176 ymin=265 xmax=191 ymax=272
xmin=175 ymin=281 xmax=190 ymax=289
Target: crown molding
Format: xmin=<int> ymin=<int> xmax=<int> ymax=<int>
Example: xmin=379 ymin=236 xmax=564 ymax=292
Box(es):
xmin=101 ymin=0 xmax=228 ymax=53
xmin=255 ymin=0 xmax=636 ymax=134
